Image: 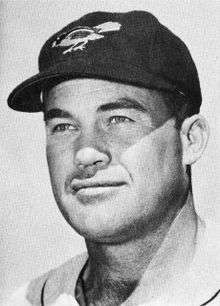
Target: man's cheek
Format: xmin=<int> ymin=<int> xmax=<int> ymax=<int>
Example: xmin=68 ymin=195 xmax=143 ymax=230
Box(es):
xmin=106 ymin=133 xmax=145 ymax=162
xmin=46 ymin=145 xmax=71 ymax=182
xmin=119 ymin=132 xmax=170 ymax=180
xmin=120 ymin=135 xmax=155 ymax=165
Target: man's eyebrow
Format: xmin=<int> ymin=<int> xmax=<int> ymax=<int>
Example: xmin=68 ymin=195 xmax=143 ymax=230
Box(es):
xmin=44 ymin=108 xmax=72 ymax=121
xmin=97 ymin=98 xmax=147 ymax=113
xmin=44 ymin=98 xmax=147 ymax=121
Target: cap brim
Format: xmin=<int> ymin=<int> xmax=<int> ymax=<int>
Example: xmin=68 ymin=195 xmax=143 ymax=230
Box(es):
xmin=8 ymin=59 xmax=177 ymax=112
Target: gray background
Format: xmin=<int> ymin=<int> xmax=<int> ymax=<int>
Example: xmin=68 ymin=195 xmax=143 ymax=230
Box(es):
xmin=0 ymin=0 xmax=219 ymax=302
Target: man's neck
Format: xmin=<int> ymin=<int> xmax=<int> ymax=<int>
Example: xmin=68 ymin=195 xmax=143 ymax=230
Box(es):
xmin=83 ymin=192 xmax=198 ymax=305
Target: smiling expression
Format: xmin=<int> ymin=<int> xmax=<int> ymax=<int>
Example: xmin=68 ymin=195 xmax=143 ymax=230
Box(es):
xmin=44 ymin=79 xmax=186 ymax=243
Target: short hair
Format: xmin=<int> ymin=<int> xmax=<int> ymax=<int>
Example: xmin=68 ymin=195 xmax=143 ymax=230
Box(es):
xmin=158 ymin=91 xmax=194 ymax=182
xmin=159 ymin=91 xmax=198 ymax=129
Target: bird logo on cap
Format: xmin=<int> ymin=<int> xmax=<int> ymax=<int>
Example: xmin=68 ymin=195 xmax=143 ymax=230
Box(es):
xmin=52 ymin=21 xmax=121 ymax=54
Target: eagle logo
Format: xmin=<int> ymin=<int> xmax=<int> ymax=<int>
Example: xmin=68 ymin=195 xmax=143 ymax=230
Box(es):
xmin=52 ymin=21 xmax=121 ymax=54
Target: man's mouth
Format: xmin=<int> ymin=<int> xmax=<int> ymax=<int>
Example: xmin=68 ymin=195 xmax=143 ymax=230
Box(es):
xmin=71 ymin=181 xmax=126 ymax=193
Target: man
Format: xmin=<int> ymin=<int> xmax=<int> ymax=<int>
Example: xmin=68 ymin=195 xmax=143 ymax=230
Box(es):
xmin=5 ymin=10 xmax=219 ymax=306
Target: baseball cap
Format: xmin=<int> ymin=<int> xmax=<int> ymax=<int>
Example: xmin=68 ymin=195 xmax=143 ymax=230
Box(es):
xmin=7 ymin=10 xmax=202 ymax=113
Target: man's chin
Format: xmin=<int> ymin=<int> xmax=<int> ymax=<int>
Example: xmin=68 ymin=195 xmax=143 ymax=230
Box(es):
xmin=65 ymin=211 xmax=145 ymax=245
xmin=72 ymin=226 xmax=135 ymax=245
xmin=55 ymin=189 xmax=159 ymax=243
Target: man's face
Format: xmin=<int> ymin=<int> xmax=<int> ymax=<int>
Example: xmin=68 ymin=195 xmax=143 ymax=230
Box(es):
xmin=44 ymin=79 xmax=186 ymax=243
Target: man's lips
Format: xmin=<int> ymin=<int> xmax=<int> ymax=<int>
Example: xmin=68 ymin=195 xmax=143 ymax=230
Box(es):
xmin=71 ymin=181 xmax=126 ymax=193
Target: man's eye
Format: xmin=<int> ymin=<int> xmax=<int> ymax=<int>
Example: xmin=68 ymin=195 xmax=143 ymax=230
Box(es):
xmin=52 ymin=123 xmax=77 ymax=133
xmin=108 ymin=116 xmax=134 ymax=125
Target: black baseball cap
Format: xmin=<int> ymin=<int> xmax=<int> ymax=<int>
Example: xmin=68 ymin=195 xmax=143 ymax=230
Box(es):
xmin=7 ymin=10 xmax=202 ymax=113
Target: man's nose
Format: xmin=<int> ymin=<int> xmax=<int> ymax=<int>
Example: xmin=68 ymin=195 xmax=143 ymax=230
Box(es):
xmin=75 ymin=147 xmax=110 ymax=176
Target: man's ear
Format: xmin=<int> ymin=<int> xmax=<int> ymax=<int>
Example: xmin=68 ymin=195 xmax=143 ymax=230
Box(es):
xmin=180 ymin=114 xmax=209 ymax=165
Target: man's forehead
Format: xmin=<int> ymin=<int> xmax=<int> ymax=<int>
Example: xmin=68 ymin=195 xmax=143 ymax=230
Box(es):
xmin=44 ymin=78 xmax=168 ymax=113
xmin=45 ymin=78 xmax=148 ymax=98
xmin=44 ymin=79 xmax=172 ymax=128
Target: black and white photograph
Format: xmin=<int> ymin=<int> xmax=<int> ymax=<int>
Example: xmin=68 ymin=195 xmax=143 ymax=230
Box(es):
xmin=1 ymin=1 xmax=220 ymax=305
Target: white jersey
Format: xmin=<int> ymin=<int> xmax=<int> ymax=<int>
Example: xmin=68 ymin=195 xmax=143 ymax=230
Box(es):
xmin=3 ymin=221 xmax=220 ymax=306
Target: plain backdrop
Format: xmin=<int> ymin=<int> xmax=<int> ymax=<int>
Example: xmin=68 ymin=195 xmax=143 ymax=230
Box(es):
xmin=0 ymin=0 xmax=219 ymax=301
